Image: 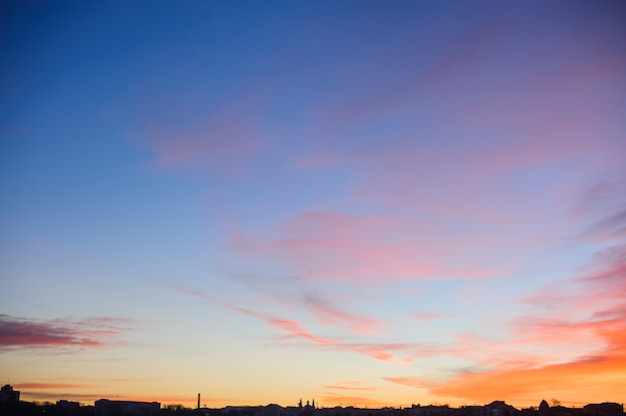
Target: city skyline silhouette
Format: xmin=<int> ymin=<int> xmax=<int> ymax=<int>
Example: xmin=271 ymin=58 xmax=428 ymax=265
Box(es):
xmin=1 ymin=383 xmax=625 ymax=416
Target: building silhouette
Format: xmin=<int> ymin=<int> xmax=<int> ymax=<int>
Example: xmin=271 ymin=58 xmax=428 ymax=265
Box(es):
xmin=0 ymin=384 xmax=20 ymax=403
xmin=2 ymin=387 xmax=626 ymax=416
xmin=57 ymin=400 xmax=81 ymax=411
xmin=583 ymin=404 xmax=624 ymax=416
xmin=94 ymin=398 xmax=160 ymax=416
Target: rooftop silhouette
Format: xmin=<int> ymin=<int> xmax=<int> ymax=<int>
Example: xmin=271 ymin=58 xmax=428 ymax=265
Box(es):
xmin=0 ymin=385 xmax=623 ymax=416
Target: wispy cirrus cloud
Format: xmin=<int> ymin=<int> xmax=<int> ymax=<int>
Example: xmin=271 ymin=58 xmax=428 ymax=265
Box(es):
xmin=216 ymin=268 xmax=386 ymax=335
xmin=138 ymin=117 xmax=264 ymax=175
xmin=429 ymin=349 xmax=626 ymax=406
xmin=515 ymin=244 xmax=626 ymax=342
xmin=130 ymin=83 xmax=276 ymax=176
xmin=520 ymin=252 xmax=626 ymax=324
xmin=381 ymin=178 xmax=626 ymax=406
xmin=267 ymin=318 xmax=335 ymax=346
xmin=162 ymin=284 xmax=337 ymax=346
xmin=0 ymin=315 xmax=136 ymax=350
xmin=15 ymin=383 xmax=92 ymax=389
xmin=164 ymin=283 xmax=464 ymax=363
xmin=427 ymin=241 xmax=626 ymax=405
xmin=393 ymin=317 xmax=626 ymax=405
xmin=323 ymin=381 xmax=378 ymax=392
xmin=409 ymin=313 xmax=450 ymax=322
xmin=302 ymin=292 xmax=385 ymax=334
xmin=578 ymin=203 xmax=626 ymax=243
xmin=230 ymin=211 xmax=506 ymax=285
xmin=383 ymin=376 xmax=430 ymax=389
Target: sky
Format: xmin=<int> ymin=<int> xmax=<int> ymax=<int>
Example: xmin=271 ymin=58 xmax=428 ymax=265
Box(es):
xmin=1 ymin=0 xmax=625 ymax=409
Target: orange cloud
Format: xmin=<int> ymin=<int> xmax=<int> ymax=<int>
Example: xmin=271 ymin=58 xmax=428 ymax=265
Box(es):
xmin=430 ymin=349 xmax=626 ymax=407
xmin=431 ymin=239 xmax=626 ymax=407
xmin=315 ymin=393 xmax=389 ymax=408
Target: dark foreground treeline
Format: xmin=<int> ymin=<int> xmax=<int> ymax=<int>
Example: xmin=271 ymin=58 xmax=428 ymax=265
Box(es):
xmin=1 ymin=401 xmax=624 ymax=416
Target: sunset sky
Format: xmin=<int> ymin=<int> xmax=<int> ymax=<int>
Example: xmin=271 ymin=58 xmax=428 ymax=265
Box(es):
xmin=1 ymin=0 xmax=625 ymax=409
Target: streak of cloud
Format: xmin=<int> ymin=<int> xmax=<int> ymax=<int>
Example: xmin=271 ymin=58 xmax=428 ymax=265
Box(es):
xmin=163 ymin=283 xmax=467 ymax=363
xmin=0 ymin=315 xmax=136 ymax=350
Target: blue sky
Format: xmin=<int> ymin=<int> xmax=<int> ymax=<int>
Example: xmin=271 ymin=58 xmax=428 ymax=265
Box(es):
xmin=1 ymin=0 xmax=626 ymax=408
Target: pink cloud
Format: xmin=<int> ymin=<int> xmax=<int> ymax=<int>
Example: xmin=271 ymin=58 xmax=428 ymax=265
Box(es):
xmin=286 ymin=18 xmax=624 ymax=252
xmin=579 ymin=207 xmax=626 ymax=243
xmin=230 ymin=211 xmax=507 ymax=285
xmin=521 ymin=244 xmax=626 ymax=315
xmin=383 ymin=377 xmax=429 ymax=389
xmin=164 ymin=284 xmax=467 ymax=363
xmin=573 ymin=176 xmax=626 ymax=219
xmin=409 ymin=313 xmax=449 ymax=322
xmin=347 ymin=120 xmax=616 ymax=230
xmin=309 ymin=16 xmax=514 ymax=122
xmin=510 ymin=243 xmax=626 ymax=361
xmin=567 ymin=174 xmax=626 ymax=244
xmin=168 ymin=285 xmax=567 ymax=367
xmin=392 ymin=177 xmax=626 ymax=402
xmin=0 ymin=315 xmax=136 ymax=350
xmin=301 ymin=6 xmax=624 ymax=181
xmin=267 ymin=318 xmax=335 ymax=346
xmin=510 ymin=315 xmax=620 ymax=350
xmin=302 ymin=338 xmax=471 ymax=364
xmin=302 ymin=292 xmax=385 ymax=334
xmin=211 ymin=267 xmax=386 ymax=336
xmin=138 ymin=117 xmax=263 ymax=174
xmin=344 ymin=344 xmax=396 ymax=362
xmin=426 ymin=237 xmax=626 ymax=405
xmin=162 ymin=284 xmax=339 ymax=346
xmin=431 ymin=183 xmax=626 ymax=394
xmin=131 ymin=85 xmax=275 ymax=175
xmin=269 ymin=340 xmax=400 ymax=363
xmin=415 ymin=313 xmax=626 ymax=405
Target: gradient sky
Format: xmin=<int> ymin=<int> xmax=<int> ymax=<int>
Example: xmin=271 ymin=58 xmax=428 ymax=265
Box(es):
xmin=1 ymin=0 xmax=625 ymax=409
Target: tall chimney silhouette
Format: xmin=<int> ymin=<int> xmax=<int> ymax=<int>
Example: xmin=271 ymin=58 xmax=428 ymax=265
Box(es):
xmin=197 ymin=393 xmax=200 ymax=409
